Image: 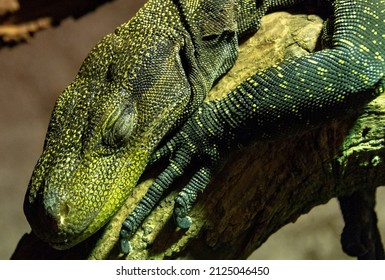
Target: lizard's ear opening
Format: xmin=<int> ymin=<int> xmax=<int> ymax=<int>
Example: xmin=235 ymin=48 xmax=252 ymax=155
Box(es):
xmin=102 ymin=101 xmax=137 ymax=149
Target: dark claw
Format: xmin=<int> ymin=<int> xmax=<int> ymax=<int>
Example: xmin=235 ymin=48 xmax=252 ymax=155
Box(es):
xmin=119 ymin=219 xmax=136 ymax=254
xmin=174 ymin=192 xmax=193 ymax=229
xmin=119 ymin=236 xmax=132 ymax=254
xmin=175 ymin=215 xmax=192 ymax=229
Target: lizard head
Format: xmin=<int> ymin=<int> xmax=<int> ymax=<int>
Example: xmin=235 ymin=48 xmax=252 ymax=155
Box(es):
xmin=23 ymin=22 xmax=198 ymax=249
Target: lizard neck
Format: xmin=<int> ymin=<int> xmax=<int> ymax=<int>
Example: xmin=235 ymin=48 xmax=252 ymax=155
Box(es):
xmin=175 ymin=0 xmax=241 ymax=109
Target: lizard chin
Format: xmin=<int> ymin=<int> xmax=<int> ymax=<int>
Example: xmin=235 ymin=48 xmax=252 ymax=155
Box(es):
xmin=24 ymin=144 xmax=152 ymax=250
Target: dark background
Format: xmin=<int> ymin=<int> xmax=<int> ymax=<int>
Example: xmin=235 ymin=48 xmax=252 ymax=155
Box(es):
xmin=0 ymin=0 xmax=383 ymax=259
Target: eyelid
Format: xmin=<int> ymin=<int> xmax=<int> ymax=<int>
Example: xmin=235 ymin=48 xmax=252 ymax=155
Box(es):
xmin=102 ymin=102 xmax=137 ymax=149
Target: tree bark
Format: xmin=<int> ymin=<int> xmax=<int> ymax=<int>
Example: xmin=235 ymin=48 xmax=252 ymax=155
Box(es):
xmin=11 ymin=9 xmax=385 ymax=260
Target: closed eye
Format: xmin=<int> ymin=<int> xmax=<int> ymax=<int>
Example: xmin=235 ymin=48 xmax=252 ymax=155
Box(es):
xmin=102 ymin=102 xmax=137 ymax=149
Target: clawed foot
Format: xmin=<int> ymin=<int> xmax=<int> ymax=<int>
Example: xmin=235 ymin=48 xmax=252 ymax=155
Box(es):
xmin=119 ymin=213 xmax=141 ymax=254
xmin=174 ymin=192 xmax=193 ymax=229
xmin=118 ymin=103 xmax=228 ymax=254
xmin=118 ymin=191 xmax=194 ymax=254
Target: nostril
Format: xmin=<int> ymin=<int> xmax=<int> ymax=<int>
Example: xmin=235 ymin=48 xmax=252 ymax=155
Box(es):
xmin=59 ymin=202 xmax=69 ymax=225
xmin=43 ymin=189 xmax=71 ymax=226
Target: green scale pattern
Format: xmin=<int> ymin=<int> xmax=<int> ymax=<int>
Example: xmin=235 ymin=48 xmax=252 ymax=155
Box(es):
xmin=22 ymin=0 xmax=385 ymax=254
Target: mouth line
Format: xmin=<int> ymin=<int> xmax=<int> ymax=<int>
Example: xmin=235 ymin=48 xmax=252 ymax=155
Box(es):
xmin=47 ymin=229 xmax=88 ymax=250
xmin=49 ymin=239 xmax=71 ymax=250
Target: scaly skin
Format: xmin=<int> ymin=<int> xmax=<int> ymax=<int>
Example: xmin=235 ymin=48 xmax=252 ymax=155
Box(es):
xmin=24 ymin=0 xmax=385 ymax=254
xmin=23 ymin=0 xmax=231 ymax=249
